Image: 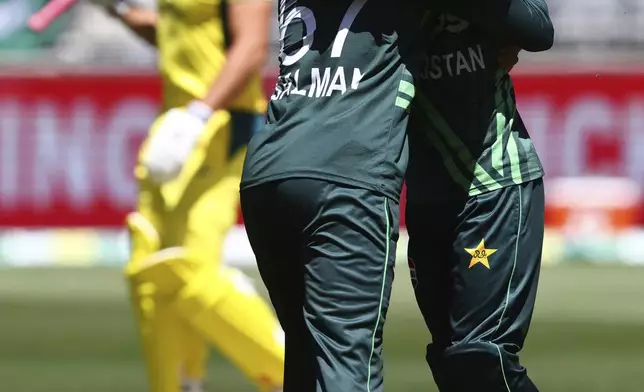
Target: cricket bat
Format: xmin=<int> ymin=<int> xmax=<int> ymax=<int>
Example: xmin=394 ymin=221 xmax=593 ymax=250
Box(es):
xmin=28 ymin=0 xmax=79 ymax=32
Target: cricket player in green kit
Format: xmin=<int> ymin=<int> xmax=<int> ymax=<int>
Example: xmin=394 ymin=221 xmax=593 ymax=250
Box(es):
xmin=240 ymin=1 xmax=420 ymax=390
xmin=405 ymin=0 xmax=554 ymax=390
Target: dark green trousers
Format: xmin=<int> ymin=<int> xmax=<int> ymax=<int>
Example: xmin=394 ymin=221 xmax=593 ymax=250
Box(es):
xmin=241 ymin=179 xmax=398 ymax=392
xmin=405 ymin=179 xmax=544 ymax=392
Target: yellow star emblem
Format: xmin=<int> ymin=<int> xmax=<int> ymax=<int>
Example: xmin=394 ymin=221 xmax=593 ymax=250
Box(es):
xmin=465 ymin=239 xmax=497 ymax=269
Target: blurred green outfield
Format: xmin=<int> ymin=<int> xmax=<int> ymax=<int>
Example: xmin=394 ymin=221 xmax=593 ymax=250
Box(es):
xmin=1 ymin=265 xmax=643 ymax=392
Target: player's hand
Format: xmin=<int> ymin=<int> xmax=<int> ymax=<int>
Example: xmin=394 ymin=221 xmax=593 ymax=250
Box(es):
xmin=141 ymin=101 xmax=213 ymax=184
xmin=498 ymin=46 xmax=521 ymax=73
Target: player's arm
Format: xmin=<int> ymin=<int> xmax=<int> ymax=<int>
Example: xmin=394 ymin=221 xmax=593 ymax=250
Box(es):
xmin=440 ymin=0 xmax=554 ymax=52
xmin=198 ymin=0 xmax=272 ymax=112
xmin=108 ymin=0 xmax=157 ymax=46
xmin=497 ymin=0 xmax=554 ymax=52
xmin=138 ymin=0 xmax=271 ymax=185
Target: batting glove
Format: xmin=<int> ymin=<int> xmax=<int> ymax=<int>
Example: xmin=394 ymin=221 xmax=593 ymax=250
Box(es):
xmin=141 ymin=101 xmax=213 ymax=184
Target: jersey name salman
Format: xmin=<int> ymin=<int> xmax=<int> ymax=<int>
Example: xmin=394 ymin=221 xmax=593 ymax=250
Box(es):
xmin=241 ymin=0 xmax=424 ymax=199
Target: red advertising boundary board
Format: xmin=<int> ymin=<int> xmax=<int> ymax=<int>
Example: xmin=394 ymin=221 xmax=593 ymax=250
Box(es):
xmin=1 ymin=71 xmax=643 ymax=227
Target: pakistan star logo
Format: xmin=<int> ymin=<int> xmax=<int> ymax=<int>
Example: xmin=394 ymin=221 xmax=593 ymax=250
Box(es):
xmin=465 ymin=239 xmax=497 ymax=269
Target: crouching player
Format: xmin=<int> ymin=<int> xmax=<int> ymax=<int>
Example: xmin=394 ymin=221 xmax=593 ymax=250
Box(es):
xmin=106 ymin=1 xmax=284 ymax=391
xmin=405 ymin=1 xmax=554 ymax=390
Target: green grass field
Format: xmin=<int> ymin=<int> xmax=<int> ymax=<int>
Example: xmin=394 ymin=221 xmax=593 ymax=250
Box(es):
xmin=1 ymin=265 xmax=643 ymax=392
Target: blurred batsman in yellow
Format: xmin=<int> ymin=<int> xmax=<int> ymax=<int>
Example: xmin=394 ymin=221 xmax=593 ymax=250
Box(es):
xmin=106 ymin=0 xmax=285 ymax=391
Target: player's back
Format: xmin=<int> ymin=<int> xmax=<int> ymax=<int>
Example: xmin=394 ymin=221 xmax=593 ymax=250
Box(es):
xmin=156 ymin=0 xmax=266 ymax=113
xmin=241 ymin=0 xmax=423 ymax=199
xmin=406 ymin=10 xmax=545 ymax=203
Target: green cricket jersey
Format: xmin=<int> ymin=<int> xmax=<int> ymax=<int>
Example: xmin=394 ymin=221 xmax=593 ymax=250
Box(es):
xmin=241 ymin=0 xmax=423 ymax=199
xmin=406 ymin=7 xmax=550 ymax=203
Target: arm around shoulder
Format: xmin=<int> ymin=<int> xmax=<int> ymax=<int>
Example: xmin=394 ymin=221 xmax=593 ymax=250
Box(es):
xmin=503 ymin=0 xmax=554 ymax=52
xmin=438 ymin=0 xmax=554 ymax=52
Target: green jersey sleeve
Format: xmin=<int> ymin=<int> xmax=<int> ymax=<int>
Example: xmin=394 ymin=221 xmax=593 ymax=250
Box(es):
xmin=502 ymin=0 xmax=554 ymax=51
xmin=438 ymin=0 xmax=554 ymax=52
